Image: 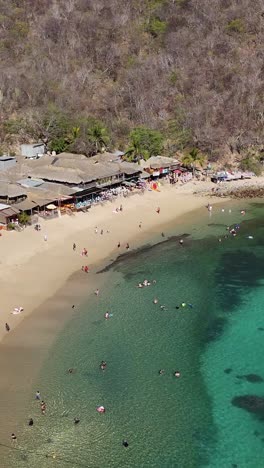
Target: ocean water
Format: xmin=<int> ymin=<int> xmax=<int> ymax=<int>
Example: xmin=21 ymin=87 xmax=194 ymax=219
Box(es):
xmin=5 ymin=201 xmax=264 ymax=468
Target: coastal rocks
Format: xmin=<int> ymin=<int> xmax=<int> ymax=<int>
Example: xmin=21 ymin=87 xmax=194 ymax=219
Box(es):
xmin=236 ymin=374 xmax=264 ymax=383
xmin=231 ymin=395 xmax=264 ymax=419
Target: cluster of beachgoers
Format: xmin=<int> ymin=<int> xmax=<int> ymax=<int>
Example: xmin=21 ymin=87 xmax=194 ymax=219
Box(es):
xmin=0 ymin=174 xmax=256 ymax=461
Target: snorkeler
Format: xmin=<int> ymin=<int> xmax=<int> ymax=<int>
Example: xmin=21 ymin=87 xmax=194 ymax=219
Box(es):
xmin=159 ymin=369 xmax=165 ymax=375
xmin=174 ymin=371 xmax=181 ymax=378
xmin=122 ymin=440 xmax=129 ymax=447
xmin=100 ymin=361 xmax=107 ymax=370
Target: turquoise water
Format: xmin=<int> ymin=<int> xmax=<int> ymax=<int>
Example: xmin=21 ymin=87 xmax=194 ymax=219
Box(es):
xmin=5 ymin=202 xmax=264 ymax=467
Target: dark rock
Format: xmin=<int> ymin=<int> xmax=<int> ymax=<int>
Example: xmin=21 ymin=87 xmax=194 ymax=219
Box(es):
xmin=236 ymin=374 xmax=263 ymax=383
xmin=232 ymin=395 xmax=264 ymax=417
xmin=224 ymin=368 xmax=233 ymax=374
xmin=254 ymin=430 xmax=260 ymax=437
xmin=258 ymin=327 xmax=264 ymax=331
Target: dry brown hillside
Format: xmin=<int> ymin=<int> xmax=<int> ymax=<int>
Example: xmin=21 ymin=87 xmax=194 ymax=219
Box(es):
xmin=0 ymin=0 xmax=263 ymax=159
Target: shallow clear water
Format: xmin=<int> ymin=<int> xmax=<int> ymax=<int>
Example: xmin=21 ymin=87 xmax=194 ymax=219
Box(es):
xmin=5 ymin=201 xmax=264 ymax=468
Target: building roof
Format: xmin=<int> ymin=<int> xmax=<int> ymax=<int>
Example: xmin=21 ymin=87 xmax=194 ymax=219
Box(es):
xmin=142 ymin=156 xmax=180 ymax=169
xmin=17 ymin=178 xmax=44 ymax=188
xmin=21 ymin=143 xmax=45 ymax=148
xmin=0 ymin=156 xmax=16 ymax=161
xmin=0 ymin=182 xmax=26 ymax=198
xmin=0 ymin=203 xmax=10 ymax=210
xmin=12 ymin=199 xmax=38 ymax=211
xmin=0 ymin=206 xmax=20 ymax=216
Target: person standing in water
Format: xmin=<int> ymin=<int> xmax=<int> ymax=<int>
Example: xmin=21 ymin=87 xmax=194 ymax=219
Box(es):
xmin=5 ymin=323 xmax=10 ymax=332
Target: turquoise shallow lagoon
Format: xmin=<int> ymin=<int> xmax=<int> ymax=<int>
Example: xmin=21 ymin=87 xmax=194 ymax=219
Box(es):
xmin=5 ymin=201 xmax=264 ymax=468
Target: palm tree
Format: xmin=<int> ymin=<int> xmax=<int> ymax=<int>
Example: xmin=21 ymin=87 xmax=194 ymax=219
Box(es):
xmin=87 ymin=123 xmax=110 ymax=153
xmin=181 ymin=148 xmax=206 ymax=176
xmin=123 ymin=134 xmax=149 ymax=163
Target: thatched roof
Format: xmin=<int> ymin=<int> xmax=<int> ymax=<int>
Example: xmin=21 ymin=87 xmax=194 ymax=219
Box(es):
xmin=27 ymin=166 xmax=84 ymax=184
xmin=142 ymin=156 xmax=180 ymax=169
xmin=0 ymin=182 xmax=26 ymax=198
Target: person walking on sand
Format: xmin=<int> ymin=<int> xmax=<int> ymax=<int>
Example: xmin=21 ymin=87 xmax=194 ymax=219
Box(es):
xmin=126 ymin=243 xmax=130 ymax=250
xmin=139 ymin=222 xmax=142 ymax=229
xmin=95 ymin=227 xmax=98 ymax=234
xmin=73 ymin=243 xmax=76 ymax=251
xmin=44 ymin=234 xmax=48 ymax=242
xmin=5 ymin=323 xmax=10 ymax=332
xmin=117 ymin=241 xmax=121 ymax=248
xmin=101 ymin=229 xmax=104 ymax=235
xmin=11 ymin=433 xmax=17 ymax=443
xmin=156 ymin=207 xmax=160 ymax=214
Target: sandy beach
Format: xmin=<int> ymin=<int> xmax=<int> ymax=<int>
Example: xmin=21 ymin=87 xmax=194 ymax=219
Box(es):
xmin=0 ymin=179 xmax=229 ymax=451
xmin=0 ymin=180 xmax=219 ymax=345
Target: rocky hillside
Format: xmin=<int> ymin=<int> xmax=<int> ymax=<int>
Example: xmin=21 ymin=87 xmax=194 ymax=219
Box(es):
xmin=0 ymin=0 xmax=263 ymax=158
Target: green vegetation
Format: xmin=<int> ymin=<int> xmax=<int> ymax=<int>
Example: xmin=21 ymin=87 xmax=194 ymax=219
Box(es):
xmin=181 ymin=148 xmax=206 ymax=175
xmin=226 ymin=19 xmax=245 ymax=34
xmin=147 ymin=17 xmax=167 ymax=37
xmin=124 ymin=128 xmax=164 ymax=162
xmin=18 ymin=212 xmax=30 ymax=225
xmin=240 ymin=157 xmax=262 ymax=176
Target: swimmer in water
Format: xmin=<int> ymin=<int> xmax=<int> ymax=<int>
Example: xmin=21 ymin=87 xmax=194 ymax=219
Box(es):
xmin=174 ymin=371 xmax=181 ymax=378
xmin=159 ymin=369 xmax=165 ymax=375
xmin=104 ymin=312 xmax=110 ymax=319
xmin=122 ymin=440 xmax=129 ymax=447
xmin=153 ymin=298 xmax=158 ymax=304
xmin=74 ymin=418 xmax=80 ymax=424
xmin=179 ymin=239 xmax=183 ymax=245
xmin=94 ymin=289 xmax=99 ymax=296
xmin=100 ymin=361 xmax=107 ymax=370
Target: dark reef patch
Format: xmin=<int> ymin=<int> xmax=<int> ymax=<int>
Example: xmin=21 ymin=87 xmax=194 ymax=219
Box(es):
xmin=236 ymin=374 xmax=264 ymax=383
xmin=215 ymin=251 xmax=264 ymax=312
xmin=232 ymin=395 xmax=264 ymax=419
xmin=205 ymin=317 xmax=228 ymax=343
xmin=224 ymin=368 xmax=233 ymax=374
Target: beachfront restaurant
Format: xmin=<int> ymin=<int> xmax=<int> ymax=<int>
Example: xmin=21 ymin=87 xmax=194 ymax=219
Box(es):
xmin=0 ymin=182 xmax=27 ymax=205
xmin=0 ymin=203 xmax=20 ymax=226
xmin=141 ymin=156 xmax=180 ymax=179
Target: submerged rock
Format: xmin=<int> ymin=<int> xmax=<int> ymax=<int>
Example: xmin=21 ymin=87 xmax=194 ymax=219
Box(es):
xmin=232 ymin=395 xmax=264 ymax=418
xmin=224 ymin=368 xmax=233 ymax=374
xmin=236 ymin=374 xmax=264 ymax=383
xmin=258 ymin=327 xmax=264 ymax=331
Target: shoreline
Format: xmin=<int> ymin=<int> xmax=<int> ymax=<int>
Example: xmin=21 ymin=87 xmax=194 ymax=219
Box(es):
xmin=0 ymin=180 xmax=221 ymax=345
xmin=0 ymin=181 xmax=229 ymax=451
